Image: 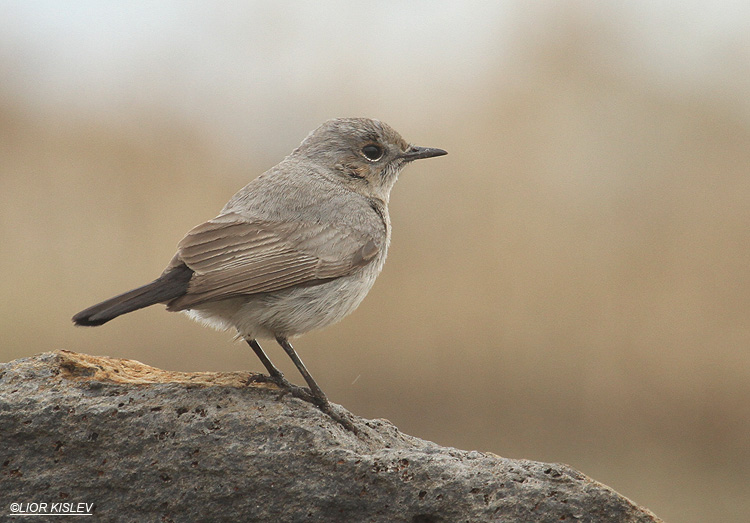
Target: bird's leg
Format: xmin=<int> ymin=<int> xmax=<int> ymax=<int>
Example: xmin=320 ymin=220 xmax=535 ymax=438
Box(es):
xmin=275 ymin=336 xmax=357 ymax=433
xmin=245 ymin=338 xmax=285 ymax=380
xmin=275 ymin=337 xmax=328 ymax=404
xmin=244 ymin=338 xmax=314 ymax=402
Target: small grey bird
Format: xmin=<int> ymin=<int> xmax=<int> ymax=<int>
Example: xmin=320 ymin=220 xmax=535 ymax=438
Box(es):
xmin=73 ymin=117 xmax=446 ymax=430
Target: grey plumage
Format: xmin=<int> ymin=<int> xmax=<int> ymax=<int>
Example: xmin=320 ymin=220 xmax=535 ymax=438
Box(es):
xmin=72 ymin=117 xmax=446 ymax=430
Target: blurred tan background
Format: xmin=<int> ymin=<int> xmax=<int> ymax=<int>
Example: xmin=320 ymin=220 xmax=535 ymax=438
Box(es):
xmin=2 ymin=2 xmax=749 ymax=521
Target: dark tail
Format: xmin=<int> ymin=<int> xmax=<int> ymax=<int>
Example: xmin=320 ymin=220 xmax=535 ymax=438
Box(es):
xmin=72 ymin=264 xmax=194 ymax=326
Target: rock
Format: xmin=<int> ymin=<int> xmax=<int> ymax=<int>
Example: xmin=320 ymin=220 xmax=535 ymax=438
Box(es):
xmin=0 ymin=350 xmax=661 ymax=522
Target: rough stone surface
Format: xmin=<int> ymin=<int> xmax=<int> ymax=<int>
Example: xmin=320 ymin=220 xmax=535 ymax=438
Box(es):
xmin=0 ymin=350 xmax=662 ymax=522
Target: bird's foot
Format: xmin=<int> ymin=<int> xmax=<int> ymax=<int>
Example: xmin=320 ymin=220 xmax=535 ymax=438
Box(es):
xmin=246 ymin=372 xmax=314 ymax=401
xmin=246 ymin=373 xmax=356 ymax=433
xmin=313 ymin=399 xmax=358 ymax=434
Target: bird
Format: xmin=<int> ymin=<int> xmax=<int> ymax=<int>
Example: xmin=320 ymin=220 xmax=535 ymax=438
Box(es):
xmin=73 ymin=117 xmax=447 ymax=431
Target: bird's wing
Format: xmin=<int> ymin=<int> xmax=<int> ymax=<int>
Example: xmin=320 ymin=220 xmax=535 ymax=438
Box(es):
xmin=166 ymin=212 xmax=380 ymax=310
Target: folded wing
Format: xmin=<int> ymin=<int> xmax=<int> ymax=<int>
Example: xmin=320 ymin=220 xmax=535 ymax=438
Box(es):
xmin=166 ymin=213 xmax=380 ymax=310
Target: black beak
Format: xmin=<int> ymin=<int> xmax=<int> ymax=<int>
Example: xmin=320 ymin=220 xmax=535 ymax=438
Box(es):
xmin=400 ymin=145 xmax=448 ymax=161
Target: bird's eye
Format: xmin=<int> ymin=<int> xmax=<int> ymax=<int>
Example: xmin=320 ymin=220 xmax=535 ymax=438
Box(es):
xmin=361 ymin=144 xmax=384 ymax=161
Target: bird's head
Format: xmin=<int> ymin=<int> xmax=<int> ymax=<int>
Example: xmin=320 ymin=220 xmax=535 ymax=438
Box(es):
xmin=294 ymin=117 xmax=447 ymax=200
